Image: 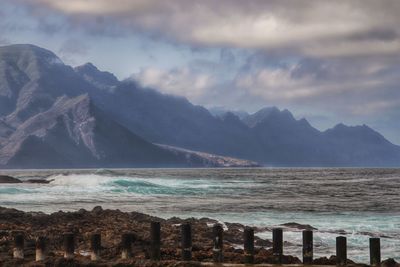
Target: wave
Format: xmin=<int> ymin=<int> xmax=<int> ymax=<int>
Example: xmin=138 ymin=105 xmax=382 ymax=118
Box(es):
xmin=44 ymin=173 xmax=244 ymax=196
xmin=47 ymin=174 xmax=114 ymax=186
xmin=0 ymin=188 xmax=31 ymax=194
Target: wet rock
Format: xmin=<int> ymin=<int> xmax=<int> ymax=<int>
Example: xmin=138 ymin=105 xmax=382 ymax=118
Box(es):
xmin=92 ymin=206 xmax=103 ymax=214
xmin=313 ymin=256 xmax=336 ymax=265
xmin=280 ymin=222 xmax=317 ymax=230
xmin=254 ymin=238 xmax=272 ymax=247
xmin=25 ymin=179 xmax=52 ymax=184
xmin=0 ymin=175 xmax=22 ymax=183
xmin=382 ymin=258 xmax=400 ymax=267
xmin=0 ymin=206 xmax=367 ymax=266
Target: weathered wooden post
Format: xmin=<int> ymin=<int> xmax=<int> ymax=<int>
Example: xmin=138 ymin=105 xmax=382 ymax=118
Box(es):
xmin=302 ymin=230 xmax=313 ymax=264
xmin=90 ymin=233 xmax=101 ymax=261
xmin=336 ymin=236 xmax=347 ymax=266
xmin=63 ymin=233 xmax=75 ymax=259
xmin=243 ymin=227 xmax=254 ymax=264
xmin=13 ymin=233 xmax=24 ymax=259
xmin=150 ymin=221 xmax=161 ymax=261
xmin=213 ymin=224 xmax=224 ymax=263
xmin=273 ymin=228 xmax=283 ymax=263
xmin=181 ymin=222 xmax=192 ymax=261
xmin=121 ymin=233 xmax=132 ymax=259
xmin=35 ymin=236 xmax=46 ymax=261
xmin=370 ymin=238 xmax=381 ymax=266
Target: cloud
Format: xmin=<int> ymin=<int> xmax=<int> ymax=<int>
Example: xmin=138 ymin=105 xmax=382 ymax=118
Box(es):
xmin=0 ymin=38 xmax=10 ymax=45
xmin=57 ymin=38 xmax=89 ymax=65
xmin=133 ymin=67 xmax=216 ymax=100
xmin=4 ymin=0 xmax=400 ymax=142
xmin=235 ymin=53 xmax=400 ymax=117
xmin=59 ymin=39 xmax=88 ymax=56
xmin=13 ymin=0 xmax=400 ymax=58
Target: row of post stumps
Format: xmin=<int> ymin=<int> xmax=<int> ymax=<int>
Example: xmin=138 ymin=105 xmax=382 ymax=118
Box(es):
xmin=9 ymin=222 xmax=383 ymax=266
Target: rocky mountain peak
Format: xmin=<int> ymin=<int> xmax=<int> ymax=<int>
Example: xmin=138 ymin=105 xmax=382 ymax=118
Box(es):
xmin=75 ymin=62 xmax=119 ymax=89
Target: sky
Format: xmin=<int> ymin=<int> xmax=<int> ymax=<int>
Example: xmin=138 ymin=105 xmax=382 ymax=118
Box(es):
xmin=1 ymin=0 xmax=400 ymax=144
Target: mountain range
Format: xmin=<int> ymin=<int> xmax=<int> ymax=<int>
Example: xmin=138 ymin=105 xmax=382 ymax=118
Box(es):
xmin=0 ymin=44 xmax=399 ymax=168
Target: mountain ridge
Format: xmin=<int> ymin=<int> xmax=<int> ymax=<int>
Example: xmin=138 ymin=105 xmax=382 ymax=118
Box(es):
xmin=0 ymin=44 xmax=399 ymax=167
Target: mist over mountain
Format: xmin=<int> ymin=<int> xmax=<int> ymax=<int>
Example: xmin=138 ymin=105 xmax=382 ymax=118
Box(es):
xmin=0 ymin=44 xmax=399 ymax=168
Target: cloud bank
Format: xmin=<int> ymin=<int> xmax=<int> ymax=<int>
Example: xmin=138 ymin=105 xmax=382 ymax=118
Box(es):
xmin=17 ymin=0 xmax=400 ymax=57
xmin=3 ymin=0 xmax=400 ymax=143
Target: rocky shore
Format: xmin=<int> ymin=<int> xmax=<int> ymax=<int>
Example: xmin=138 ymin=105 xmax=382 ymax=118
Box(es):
xmin=0 ymin=206 xmax=398 ymax=267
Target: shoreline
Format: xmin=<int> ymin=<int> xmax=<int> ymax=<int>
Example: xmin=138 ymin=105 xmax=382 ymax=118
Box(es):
xmin=0 ymin=206 xmax=397 ymax=267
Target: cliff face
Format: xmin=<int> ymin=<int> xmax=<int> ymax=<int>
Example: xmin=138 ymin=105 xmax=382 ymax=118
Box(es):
xmin=0 ymin=94 xmax=187 ymax=168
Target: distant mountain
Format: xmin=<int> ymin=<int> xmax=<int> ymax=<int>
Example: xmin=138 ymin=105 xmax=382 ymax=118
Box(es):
xmin=242 ymin=107 xmax=281 ymax=128
xmin=208 ymin=107 xmax=249 ymax=119
xmin=322 ymin=124 xmax=400 ymax=166
xmin=0 ymin=44 xmax=256 ymax=168
xmin=0 ymin=94 xmax=198 ymax=168
xmin=242 ymin=108 xmax=326 ymax=165
xmin=73 ymin=73 xmax=260 ymax=160
xmin=74 ymin=63 xmax=119 ymax=89
xmin=1 ymin=44 xmax=400 ymax=167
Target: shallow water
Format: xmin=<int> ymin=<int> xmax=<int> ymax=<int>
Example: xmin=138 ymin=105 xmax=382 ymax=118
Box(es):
xmin=0 ymin=168 xmax=399 ymax=262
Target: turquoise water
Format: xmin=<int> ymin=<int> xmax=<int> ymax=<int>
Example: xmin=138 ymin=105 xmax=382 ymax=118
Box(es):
xmin=0 ymin=168 xmax=399 ymax=262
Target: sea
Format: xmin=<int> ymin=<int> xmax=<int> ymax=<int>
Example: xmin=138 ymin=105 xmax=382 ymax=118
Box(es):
xmin=0 ymin=168 xmax=399 ymax=263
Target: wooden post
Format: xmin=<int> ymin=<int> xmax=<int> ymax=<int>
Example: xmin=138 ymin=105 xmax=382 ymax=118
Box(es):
xmin=13 ymin=233 xmax=24 ymax=259
xmin=273 ymin=228 xmax=283 ymax=263
xmin=35 ymin=236 xmax=46 ymax=261
xmin=63 ymin=233 xmax=74 ymax=259
xmin=370 ymin=238 xmax=381 ymax=266
xmin=213 ymin=224 xmax=224 ymax=263
xmin=302 ymin=230 xmax=313 ymax=264
xmin=150 ymin=221 xmax=161 ymax=261
xmin=336 ymin=236 xmax=347 ymax=266
xmin=243 ymin=227 xmax=254 ymax=264
xmin=181 ymin=222 xmax=192 ymax=261
xmin=90 ymin=233 xmax=101 ymax=261
xmin=121 ymin=233 xmax=132 ymax=259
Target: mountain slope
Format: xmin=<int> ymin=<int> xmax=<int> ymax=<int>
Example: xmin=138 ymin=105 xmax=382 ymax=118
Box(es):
xmin=74 ymin=65 xmax=265 ymax=160
xmin=74 ymin=59 xmax=400 ymax=167
xmin=323 ymin=124 xmax=400 ymax=166
xmin=0 ymin=44 xmax=257 ymax=168
xmin=0 ymin=94 xmax=193 ymax=168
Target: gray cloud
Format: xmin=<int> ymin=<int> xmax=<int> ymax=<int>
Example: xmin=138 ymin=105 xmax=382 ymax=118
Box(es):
xmin=59 ymin=39 xmax=89 ymax=57
xmin=0 ymin=38 xmax=10 ymax=45
xmin=4 ymin=0 xmax=400 ymax=143
xmin=14 ymin=0 xmax=400 ymax=58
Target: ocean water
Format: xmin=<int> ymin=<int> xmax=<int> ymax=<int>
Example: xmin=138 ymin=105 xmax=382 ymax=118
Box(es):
xmin=0 ymin=168 xmax=399 ymax=263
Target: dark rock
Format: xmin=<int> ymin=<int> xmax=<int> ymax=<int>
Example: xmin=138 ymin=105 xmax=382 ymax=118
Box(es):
xmin=313 ymin=256 xmax=336 ymax=265
xmin=92 ymin=206 xmax=103 ymax=214
xmin=24 ymin=179 xmax=52 ymax=184
xmin=0 ymin=206 xmax=368 ymax=266
xmin=382 ymin=258 xmax=400 ymax=267
xmin=255 ymin=238 xmax=272 ymax=247
xmin=0 ymin=175 xmax=22 ymax=183
xmin=280 ymin=222 xmax=317 ymax=230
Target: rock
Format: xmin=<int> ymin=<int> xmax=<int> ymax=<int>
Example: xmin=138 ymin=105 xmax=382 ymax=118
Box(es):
xmin=255 ymin=238 xmax=272 ymax=247
xmin=25 ymin=179 xmax=52 ymax=184
xmin=0 ymin=175 xmax=22 ymax=183
xmin=382 ymin=258 xmax=400 ymax=267
xmin=92 ymin=206 xmax=103 ymax=214
xmin=280 ymin=222 xmax=317 ymax=230
xmin=313 ymin=256 xmax=336 ymax=265
xmin=0 ymin=206 xmax=366 ymax=266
